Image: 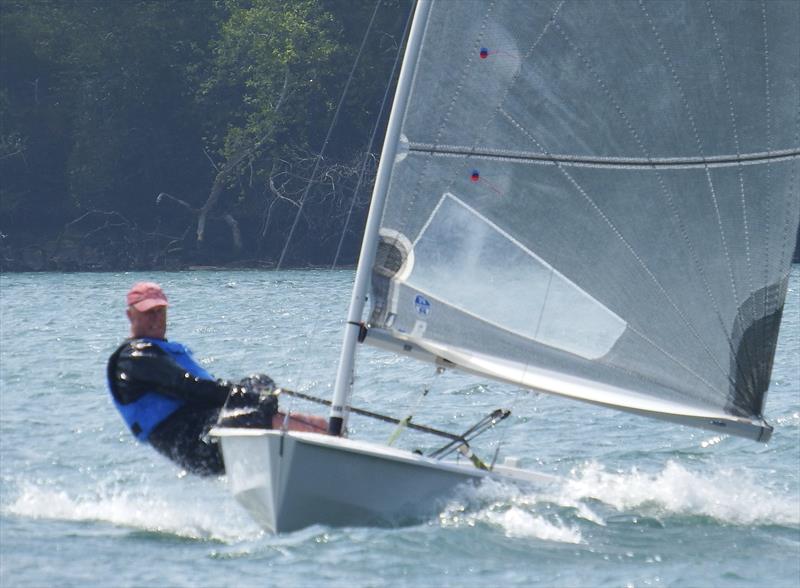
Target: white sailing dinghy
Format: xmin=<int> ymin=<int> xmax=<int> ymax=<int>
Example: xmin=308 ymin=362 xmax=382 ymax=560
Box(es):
xmin=212 ymin=0 xmax=800 ymax=533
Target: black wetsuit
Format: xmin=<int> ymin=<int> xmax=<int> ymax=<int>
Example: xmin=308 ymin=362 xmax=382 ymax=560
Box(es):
xmin=107 ymin=339 xmax=233 ymax=476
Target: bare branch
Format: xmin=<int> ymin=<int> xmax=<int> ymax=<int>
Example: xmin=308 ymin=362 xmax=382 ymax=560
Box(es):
xmin=268 ymin=171 xmax=301 ymax=208
xmin=156 ymin=192 xmax=196 ymax=213
xmin=273 ymin=65 xmax=291 ymax=114
xmin=0 ymin=149 xmax=24 ymax=161
xmin=64 ymin=210 xmax=134 ymax=231
xmin=203 ymin=148 xmax=221 ymax=172
xmin=222 ymin=213 xmax=243 ymax=250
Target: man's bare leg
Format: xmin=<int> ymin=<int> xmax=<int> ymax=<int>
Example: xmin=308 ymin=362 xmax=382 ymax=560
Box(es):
xmin=271 ymin=412 xmax=328 ymax=433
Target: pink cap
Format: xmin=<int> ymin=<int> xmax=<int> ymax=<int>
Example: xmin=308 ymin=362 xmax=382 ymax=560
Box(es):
xmin=126 ymin=282 xmax=168 ymax=312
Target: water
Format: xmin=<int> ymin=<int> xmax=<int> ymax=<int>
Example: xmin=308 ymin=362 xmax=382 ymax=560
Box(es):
xmin=1 ymin=269 xmax=798 ymax=587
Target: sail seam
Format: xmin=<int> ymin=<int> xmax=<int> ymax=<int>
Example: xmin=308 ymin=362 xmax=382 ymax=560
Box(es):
xmin=406 ymin=0 xmax=778 ymax=407
xmin=403 ymin=285 xmax=720 ymax=405
xmin=639 ymin=0 xmax=761 ymax=404
xmin=760 ymin=0 xmax=773 ymax=400
xmin=368 ymin=0 xmax=797 ymax=436
xmin=488 ymin=7 xmax=741 ymax=399
xmin=497 ymin=107 xmax=723 ymax=397
xmin=387 ymin=0 xmax=497 ymax=281
xmin=641 ymin=1 xmax=743 ymax=325
xmin=398 ymin=0 xmax=566 ymax=248
xmin=776 ymin=6 xmax=800 ymax=300
xmin=546 ymin=12 xmax=741 ymax=394
xmin=555 ymin=7 xmax=773 ymax=400
xmin=706 ymin=0 xmax=757 ymax=346
xmin=534 ymin=269 xmax=554 ymax=341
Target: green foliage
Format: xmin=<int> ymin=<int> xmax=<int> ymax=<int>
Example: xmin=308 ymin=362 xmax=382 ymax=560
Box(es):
xmin=1 ymin=0 xmax=220 ymax=224
xmin=199 ymin=1 xmax=338 ymax=181
xmin=0 ymin=0 xmax=412 ymax=269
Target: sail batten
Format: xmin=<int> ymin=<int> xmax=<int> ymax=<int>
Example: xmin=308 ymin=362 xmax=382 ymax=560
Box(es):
xmin=407 ymin=143 xmax=800 ymax=169
xmin=365 ymin=0 xmax=799 ymax=440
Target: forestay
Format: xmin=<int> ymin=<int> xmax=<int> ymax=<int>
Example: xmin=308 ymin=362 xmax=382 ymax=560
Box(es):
xmin=364 ymin=0 xmax=800 ymax=440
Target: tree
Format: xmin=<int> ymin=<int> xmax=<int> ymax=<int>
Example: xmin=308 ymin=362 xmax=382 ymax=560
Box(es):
xmin=174 ymin=0 xmax=412 ymax=266
xmin=184 ymin=0 xmax=337 ymax=257
xmin=0 ymin=0 xmax=413 ymax=270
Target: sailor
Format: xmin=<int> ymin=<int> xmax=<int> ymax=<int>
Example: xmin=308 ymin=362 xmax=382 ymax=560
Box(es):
xmin=107 ymin=281 xmax=327 ymax=476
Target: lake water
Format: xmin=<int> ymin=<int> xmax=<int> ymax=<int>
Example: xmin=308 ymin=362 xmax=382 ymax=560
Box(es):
xmin=1 ymin=268 xmax=798 ymax=587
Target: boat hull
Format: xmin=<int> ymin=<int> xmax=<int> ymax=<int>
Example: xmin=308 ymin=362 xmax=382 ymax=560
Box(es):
xmin=213 ymin=428 xmax=491 ymax=533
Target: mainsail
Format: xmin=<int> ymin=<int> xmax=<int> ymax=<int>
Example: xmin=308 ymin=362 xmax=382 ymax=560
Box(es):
xmin=360 ymin=0 xmax=800 ymax=441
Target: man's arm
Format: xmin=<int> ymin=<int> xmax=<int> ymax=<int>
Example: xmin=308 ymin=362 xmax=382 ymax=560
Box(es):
xmin=114 ymin=341 xmax=231 ymax=407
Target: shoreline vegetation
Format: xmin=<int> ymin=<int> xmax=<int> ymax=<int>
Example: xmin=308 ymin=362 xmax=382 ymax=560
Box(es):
xmin=0 ymin=237 xmax=357 ymax=272
xmin=0 ymin=248 xmax=357 ymax=273
xmin=1 ymin=0 xmax=412 ymax=273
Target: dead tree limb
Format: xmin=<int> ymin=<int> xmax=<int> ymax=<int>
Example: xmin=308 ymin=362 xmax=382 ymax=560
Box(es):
xmin=196 ymin=66 xmax=292 ymax=245
xmin=222 ymin=213 xmax=243 ymax=250
xmin=156 ymin=192 xmax=196 ymax=214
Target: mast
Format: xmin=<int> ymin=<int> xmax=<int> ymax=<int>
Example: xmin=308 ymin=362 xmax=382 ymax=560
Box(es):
xmin=328 ymin=0 xmax=432 ymax=436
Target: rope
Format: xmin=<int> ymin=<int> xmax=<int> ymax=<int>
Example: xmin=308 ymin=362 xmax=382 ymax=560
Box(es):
xmin=330 ymin=4 xmax=415 ymax=269
xmin=271 ymin=0 xmax=382 ymax=418
xmin=275 ymin=0 xmax=412 ymax=425
xmin=276 ymin=387 xmax=462 ymax=441
xmin=277 ymin=0 xmax=383 ymax=269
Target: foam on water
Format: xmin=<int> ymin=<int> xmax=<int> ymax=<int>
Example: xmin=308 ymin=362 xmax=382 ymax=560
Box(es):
xmin=483 ymin=507 xmax=584 ymax=543
xmin=4 ymin=480 xmax=263 ymax=543
xmin=438 ymin=504 xmax=584 ymax=544
xmin=558 ymin=460 xmax=800 ymax=526
xmin=438 ymin=481 xmax=584 ymax=544
xmin=773 ymin=411 xmax=800 ymax=428
xmin=435 ymin=456 xmax=799 ymax=542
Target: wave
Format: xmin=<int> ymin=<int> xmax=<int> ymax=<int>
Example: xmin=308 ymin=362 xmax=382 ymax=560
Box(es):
xmin=3 ymin=481 xmax=263 ymax=543
xmin=5 ymin=456 xmax=797 ymax=546
xmin=438 ymin=459 xmax=799 ymax=541
xmin=438 ymin=482 xmax=584 ymax=544
xmin=558 ymin=460 xmax=800 ymax=526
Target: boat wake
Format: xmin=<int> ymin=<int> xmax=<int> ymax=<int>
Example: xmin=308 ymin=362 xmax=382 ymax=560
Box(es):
xmin=558 ymin=460 xmax=800 ymax=526
xmin=438 ymin=480 xmax=585 ymax=544
xmin=5 ymin=458 xmax=795 ymax=544
xmin=437 ymin=460 xmax=799 ymax=541
xmin=3 ymin=479 xmax=263 ymax=543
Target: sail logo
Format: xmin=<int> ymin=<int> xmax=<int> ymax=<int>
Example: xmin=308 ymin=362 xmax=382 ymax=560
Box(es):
xmin=414 ymin=294 xmax=431 ymax=317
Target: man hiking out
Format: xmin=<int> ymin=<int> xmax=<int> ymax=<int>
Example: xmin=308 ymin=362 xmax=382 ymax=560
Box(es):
xmin=107 ymin=281 xmax=327 ymax=475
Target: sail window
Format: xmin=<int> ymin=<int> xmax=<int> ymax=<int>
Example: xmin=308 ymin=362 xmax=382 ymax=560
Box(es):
xmin=404 ymin=194 xmax=627 ymax=360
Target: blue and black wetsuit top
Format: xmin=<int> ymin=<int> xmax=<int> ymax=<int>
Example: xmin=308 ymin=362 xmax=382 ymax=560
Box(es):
xmin=107 ymin=338 xmax=232 ymax=476
xmin=107 ymin=338 xmax=231 ymax=442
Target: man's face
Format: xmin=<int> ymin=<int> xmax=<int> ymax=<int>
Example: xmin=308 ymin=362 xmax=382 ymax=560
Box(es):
xmin=127 ymin=305 xmax=167 ymax=339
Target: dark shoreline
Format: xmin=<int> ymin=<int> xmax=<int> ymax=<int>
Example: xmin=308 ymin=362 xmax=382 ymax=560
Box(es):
xmin=2 ymin=236 xmax=798 ymax=273
xmin=0 ymin=261 xmax=357 ymax=273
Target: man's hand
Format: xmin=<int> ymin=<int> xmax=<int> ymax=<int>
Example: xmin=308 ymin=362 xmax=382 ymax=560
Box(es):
xmin=217 ymin=374 xmax=279 ymax=429
xmin=238 ymin=373 xmax=276 ymax=396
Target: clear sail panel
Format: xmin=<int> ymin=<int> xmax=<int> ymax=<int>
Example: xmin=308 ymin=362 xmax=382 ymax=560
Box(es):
xmin=408 ymin=194 xmax=626 ymax=360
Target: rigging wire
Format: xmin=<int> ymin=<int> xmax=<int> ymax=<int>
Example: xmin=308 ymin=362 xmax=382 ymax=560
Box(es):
xmin=276 ymin=0 xmax=382 ymax=270
xmin=272 ymin=1 xmax=413 ymax=422
xmin=330 ymin=3 xmax=414 ymax=269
